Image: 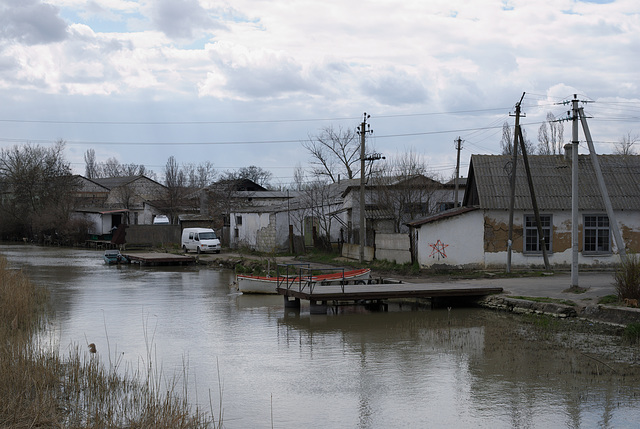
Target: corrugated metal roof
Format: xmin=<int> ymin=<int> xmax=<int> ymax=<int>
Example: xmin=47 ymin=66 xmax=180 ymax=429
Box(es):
xmin=468 ymin=154 xmax=640 ymax=210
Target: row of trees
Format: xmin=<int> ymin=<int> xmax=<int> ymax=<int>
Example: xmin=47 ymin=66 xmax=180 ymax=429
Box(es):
xmin=500 ymin=112 xmax=637 ymax=156
xmin=0 ymin=141 xmax=89 ymax=242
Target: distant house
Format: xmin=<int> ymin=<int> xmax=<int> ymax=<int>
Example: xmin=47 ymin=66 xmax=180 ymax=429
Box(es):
xmin=408 ymin=154 xmax=640 ymax=269
xmin=223 ymin=174 xmax=456 ymax=253
xmin=73 ymin=175 xmax=169 ymax=236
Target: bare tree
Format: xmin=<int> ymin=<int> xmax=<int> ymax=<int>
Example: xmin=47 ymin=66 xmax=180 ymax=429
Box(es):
xmin=163 ymin=156 xmax=186 ymax=223
xmin=84 ymin=149 xmax=99 ymax=178
xmin=303 ymin=125 xmax=364 ymax=183
xmin=0 ymin=140 xmax=76 ymax=240
xmin=291 ymin=163 xmax=306 ymax=191
xmin=500 ymin=121 xmax=535 ymax=155
xmin=537 ymin=112 xmax=564 ymax=155
xmin=220 ymin=165 xmax=273 ymax=188
xmin=499 ymin=122 xmax=513 ymax=155
xmin=237 ymin=166 xmax=272 ymax=188
xmin=111 ymin=183 xmax=137 ymax=224
xmin=101 ymin=157 xmax=122 ymax=177
xmin=371 ymin=150 xmax=439 ymax=233
xmin=196 ymin=161 xmax=216 ymax=188
xmin=614 ymin=131 xmax=638 ymax=155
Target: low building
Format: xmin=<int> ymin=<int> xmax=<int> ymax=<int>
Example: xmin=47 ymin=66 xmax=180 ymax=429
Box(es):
xmin=408 ymin=154 xmax=640 ymax=269
xmin=73 ymin=175 xmax=169 ymax=237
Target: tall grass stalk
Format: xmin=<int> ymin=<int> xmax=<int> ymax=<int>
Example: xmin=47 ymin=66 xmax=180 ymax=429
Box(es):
xmin=0 ymin=256 xmax=222 ymax=428
xmin=614 ymin=253 xmax=640 ymax=300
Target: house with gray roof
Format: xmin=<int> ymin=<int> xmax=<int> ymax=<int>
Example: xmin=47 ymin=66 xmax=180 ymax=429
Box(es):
xmin=408 ymin=153 xmax=640 ymax=269
xmin=73 ymin=175 xmax=169 ymax=236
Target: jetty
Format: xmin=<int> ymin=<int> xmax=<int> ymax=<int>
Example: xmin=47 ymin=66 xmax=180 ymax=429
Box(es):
xmin=277 ymin=278 xmax=503 ymax=314
xmin=122 ymin=252 xmax=196 ymax=266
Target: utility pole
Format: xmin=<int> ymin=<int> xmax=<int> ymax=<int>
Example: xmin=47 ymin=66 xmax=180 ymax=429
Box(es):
xmin=517 ymin=125 xmax=550 ymax=271
xmin=578 ymin=107 xmax=626 ymax=259
xmin=506 ymin=92 xmax=550 ymax=272
xmin=357 ymin=113 xmax=372 ymax=264
xmin=562 ymin=94 xmax=626 ymax=288
xmin=507 ymin=93 xmax=524 ymax=273
xmin=454 ymin=137 xmax=463 ymax=207
xmin=570 ymin=95 xmax=580 ymax=288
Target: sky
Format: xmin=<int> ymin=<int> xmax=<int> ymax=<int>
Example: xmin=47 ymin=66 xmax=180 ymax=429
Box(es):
xmin=0 ymin=0 xmax=639 ymax=186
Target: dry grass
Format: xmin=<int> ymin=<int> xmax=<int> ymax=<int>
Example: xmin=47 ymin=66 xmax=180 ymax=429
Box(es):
xmin=0 ymin=256 xmax=222 ymax=428
xmin=614 ymin=253 xmax=640 ymax=300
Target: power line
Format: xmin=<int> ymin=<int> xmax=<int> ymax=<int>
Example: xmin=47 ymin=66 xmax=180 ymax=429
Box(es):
xmin=0 ymin=106 xmax=514 ymax=126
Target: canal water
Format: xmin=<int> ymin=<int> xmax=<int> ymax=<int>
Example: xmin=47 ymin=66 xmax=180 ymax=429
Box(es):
xmin=2 ymin=245 xmax=639 ymax=428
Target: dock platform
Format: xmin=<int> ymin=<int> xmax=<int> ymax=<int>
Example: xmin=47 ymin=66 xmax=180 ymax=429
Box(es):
xmin=277 ymin=278 xmax=503 ymax=314
xmin=122 ymin=252 xmax=196 ymax=266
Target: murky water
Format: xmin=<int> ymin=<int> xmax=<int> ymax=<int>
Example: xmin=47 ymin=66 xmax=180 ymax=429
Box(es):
xmin=2 ymin=244 xmax=639 ymax=428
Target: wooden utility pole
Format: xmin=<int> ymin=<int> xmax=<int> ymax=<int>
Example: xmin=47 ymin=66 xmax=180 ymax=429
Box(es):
xmin=516 ymin=126 xmax=551 ymax=271
xmin=507 ymin=93 xmax=524 ymax=273
xmin=357 ymin=113 xmax=372 ymax=263
xmin=454 ymin=137 xmax=463 ymax=207
xmin=507 ymin=92 xmax=550 ymax=272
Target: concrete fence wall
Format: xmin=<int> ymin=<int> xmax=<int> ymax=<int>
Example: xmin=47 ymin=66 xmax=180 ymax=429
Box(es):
xmin=375 ymin=233 xmax=412 ymax=264
xmin=341 ymin=243 xmax=374 ymax=262
xmin=125 ymin=225 xmax=181 ymax=246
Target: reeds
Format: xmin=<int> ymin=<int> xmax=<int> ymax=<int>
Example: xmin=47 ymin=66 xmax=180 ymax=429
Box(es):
xmin=0 ymin=256 xmax=221 ymax=428
xmin=614 ymin=252 xmax=640 ymax=300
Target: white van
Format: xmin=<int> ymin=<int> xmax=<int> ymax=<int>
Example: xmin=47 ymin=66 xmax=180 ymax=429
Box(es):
xmin=153 ymin=215 xmax=170 ymax=225
xmin=181 ymin=228 xmax=221 ymax=254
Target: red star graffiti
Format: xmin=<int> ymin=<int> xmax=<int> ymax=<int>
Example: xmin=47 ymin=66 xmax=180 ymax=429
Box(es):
xmin=428 ymin=240 xmax=449 ymax=260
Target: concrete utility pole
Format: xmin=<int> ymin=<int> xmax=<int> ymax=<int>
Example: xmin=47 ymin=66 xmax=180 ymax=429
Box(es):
xmin=454 ymin=137 xmax=463 ymax=208
xmin=578 ymin=107 xmax=626 ymax=259
xmin=357 ymin=113 xmax=372 ymax=264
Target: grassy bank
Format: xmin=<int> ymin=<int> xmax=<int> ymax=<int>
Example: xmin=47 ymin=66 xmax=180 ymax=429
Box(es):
xmin=0 ymin=256 xmax=220 ymax=429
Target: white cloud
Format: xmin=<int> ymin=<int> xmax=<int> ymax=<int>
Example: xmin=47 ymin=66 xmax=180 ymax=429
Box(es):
xmin=0 ymin=0 xmax=68 ymax=45
xmin=0 ymin=0 xmax=639 ymax=180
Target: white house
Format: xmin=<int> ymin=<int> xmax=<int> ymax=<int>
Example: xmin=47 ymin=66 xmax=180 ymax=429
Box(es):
xmin=408 ymin=154 xmax=640 ymax=269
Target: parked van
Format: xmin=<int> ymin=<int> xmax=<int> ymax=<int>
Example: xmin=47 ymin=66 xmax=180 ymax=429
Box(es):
xmin=153 ymin=215 xmax=170 ymax=225
xmin=181 ymin=228 xmax=221 ymax=254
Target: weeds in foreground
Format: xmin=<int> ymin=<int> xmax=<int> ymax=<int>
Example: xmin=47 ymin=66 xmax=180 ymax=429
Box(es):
xmin=614 ymin=253 xmax=640 ymax=300
xmin=622 ymin=323 xmax=640 ymax=345
xmin=0 ymin=256 xmax=221 ymax=429
xmin=598 ymin=295 xmax=619 ymax=305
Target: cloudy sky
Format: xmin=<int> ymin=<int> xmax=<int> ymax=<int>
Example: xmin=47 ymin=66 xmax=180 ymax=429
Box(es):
xmin=0 ymin=0 xmax=638 ymax=185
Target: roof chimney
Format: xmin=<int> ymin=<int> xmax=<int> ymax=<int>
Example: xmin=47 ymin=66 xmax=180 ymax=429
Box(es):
xmin=563 ymin=143 xmax=573 ymax=163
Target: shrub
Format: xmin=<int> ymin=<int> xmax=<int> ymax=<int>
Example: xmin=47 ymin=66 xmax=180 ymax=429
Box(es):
xmin=622 ymin=323 xmax=640 ymax=345
xmin=614 ymin=253 xmax=640 ymax=300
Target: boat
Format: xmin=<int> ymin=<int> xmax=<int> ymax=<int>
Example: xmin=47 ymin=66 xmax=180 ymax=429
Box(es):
xmin=236 ymin=268 xmax=371 ymax=294
xmin=103 ymin=249 xmax=129 ymax=265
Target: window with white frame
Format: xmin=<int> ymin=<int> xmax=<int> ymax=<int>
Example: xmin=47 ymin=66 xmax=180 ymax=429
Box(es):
xmin=584 ymin=215 xmax=610 ymax=253
xmin=524 ymin=214 xmax=552 ymax=253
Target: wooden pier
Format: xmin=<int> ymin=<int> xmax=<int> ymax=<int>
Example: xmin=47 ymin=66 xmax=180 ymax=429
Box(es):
xmin=122 ymin=252 xmax=196 ymax=266
xmin=277 ymin=278 xmax=503 ymax=314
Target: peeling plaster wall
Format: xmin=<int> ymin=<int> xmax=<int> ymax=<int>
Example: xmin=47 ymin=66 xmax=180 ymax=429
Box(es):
xmin=483 ymin=210 xmax=639 ymax=269
xmin=416 ymin=209 xmax=639 ymax=270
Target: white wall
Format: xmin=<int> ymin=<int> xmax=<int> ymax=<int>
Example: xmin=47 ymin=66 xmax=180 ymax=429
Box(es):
xmin=415 ymin=210 xmax=485 ymax=268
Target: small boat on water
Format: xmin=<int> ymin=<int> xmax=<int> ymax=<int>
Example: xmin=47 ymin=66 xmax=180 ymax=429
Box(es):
xmin=236 ymin=268 xmax=371 ymax=294
xmin=103 ymin=249 xmax=129 ymax=265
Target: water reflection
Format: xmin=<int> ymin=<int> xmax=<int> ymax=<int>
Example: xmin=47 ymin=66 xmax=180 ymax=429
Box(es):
xmin=2 ymin=244 xmax=639 ymax=428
